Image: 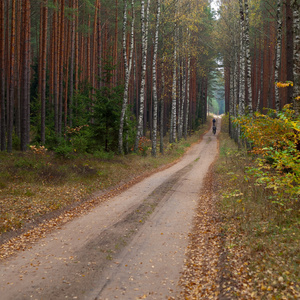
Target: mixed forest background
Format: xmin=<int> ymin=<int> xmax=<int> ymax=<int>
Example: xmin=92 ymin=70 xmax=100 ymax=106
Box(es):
xmin=0 ymin=0 xmax=217 ymax=156
xmin=0 ymin=0 xmax=299 ymax=157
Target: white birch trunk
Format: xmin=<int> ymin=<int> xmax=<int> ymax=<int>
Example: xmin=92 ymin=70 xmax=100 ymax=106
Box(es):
xmin=119 ymin=0 xmax=135 ymax=154
xmin=135 ymin=0 xmax=151 ymax=151
xmin=291 ymin=0 xmax=300 ymax=115
xmin=238 ymin=0 xmax=245 ymax=117
xmin=151 ymin=0 xmax=161 ymax=157
xmin=244 ymin=0 xmax=252 ymax=115
xmin=274 ymin=0 xmax=282 ymax=111
xmin=170 ymin=25 xmax=177 ymax=143
xmin=184 ymin=33 xmax=190 ymax=140
xmin=178 ymin=57 xmax=186 ymax=141
xmin=160 ymin=56 xmax=165 ymax=153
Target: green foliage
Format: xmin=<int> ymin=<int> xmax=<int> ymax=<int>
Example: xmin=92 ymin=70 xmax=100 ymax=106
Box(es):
xmin=90 ymin=85 xmax=123 ymax=153
xmin=53 ymin=138 xmax=74 ymax=158
xmin=233 ymin=104 xmax=300 ymax=207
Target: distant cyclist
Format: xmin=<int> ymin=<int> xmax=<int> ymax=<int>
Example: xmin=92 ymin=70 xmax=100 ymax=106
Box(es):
xmin=212 ymin=118 xmax=216 ymax=134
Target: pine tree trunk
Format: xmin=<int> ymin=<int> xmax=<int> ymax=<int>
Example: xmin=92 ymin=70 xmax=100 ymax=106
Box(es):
xmin=53 ymin=0 xmax=59 ymax=134
xmin=58 ymin=0 xmax=65 ymax=135
xmin=41 ymin=0 xmax=48 ymax=145
xmin=0 ymin=1 xmax=5 ymax=151
xmin=69 ymin=0 xmax=76 ymax=127
xmin=15 ymin=0 xmax=22 ymax=139
xmin=151 ymin=0 xmax=160 ymax=157
xmin=75 ymin=0 xmax=79 ymax=91
xmin=274 ymin=0 xmax=283 ymax=111
xmin=20 ymin=0 xmax=30 ymax=151
xmin=114 ymin=0 xmax=118 ymax=86
xmin=7 ymin=0 xmax=16 ymax=152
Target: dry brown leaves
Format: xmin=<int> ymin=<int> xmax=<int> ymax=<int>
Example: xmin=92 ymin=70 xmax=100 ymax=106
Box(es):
xmin=179 ymin=167 xmax=223 ymax=299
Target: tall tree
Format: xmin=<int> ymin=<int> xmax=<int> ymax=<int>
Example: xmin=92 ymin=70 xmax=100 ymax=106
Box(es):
xmin=0 ymin=0 xmax=5 ymax=151
xmin=134 ymin=0 xmax=151 ymax=151
xmin=244 ymin=0 xmax=252 ymax=115
xmin=238 ymin=0 xmax=245 ymax=117
xmin=7 ymin=0 xmax=16 ymax=152
xmin=119 ymin=0 xmax=135 ymax=154
xmin=151 ymin=0 xmax=161 ymax=157
xmin=274 ymin=0 xmax=283 ymax=111
xmin=20 ymin=0 xmax=31 ymax=151
xmin=40 ymin=0 xmax=48 ymax=145
xmin=58 ymin=0 xmax=65 ymax=135
xmin=291 ymin=0 xmax=300 ymax=115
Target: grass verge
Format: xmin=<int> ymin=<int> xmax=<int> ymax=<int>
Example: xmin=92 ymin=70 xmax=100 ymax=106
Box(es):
xmin=216 ymin=115 xmax=299 ymax=299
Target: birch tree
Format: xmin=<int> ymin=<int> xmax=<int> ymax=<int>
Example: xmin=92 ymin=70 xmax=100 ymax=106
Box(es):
xmin=291 ymin=0 xmax=300 ymax=115
xmin=135 ymin=0 xmax=151 ymax=151
xmin=274 ymin=0 xmax=282 ymax=111
xmin=184 ymin=40 xmax=190 ymax=140
xmin=151 ymin=0 xmax=161 ymax=157
xmin=244 ymin=0 xmax=252 ymax=115
xmin=238 ymin=0 xmax=245 ymax=117
xmin=170 ymin=23 xmax=178 ymax=143
xmin=119 ymin=0 xmax=135 ymax=154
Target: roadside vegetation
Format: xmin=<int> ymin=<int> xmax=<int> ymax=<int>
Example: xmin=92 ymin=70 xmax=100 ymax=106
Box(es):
xmin=216 ymin=114 xmax=299 ymax=299
xmin=0 ymin=122 xmax=210 ymax=239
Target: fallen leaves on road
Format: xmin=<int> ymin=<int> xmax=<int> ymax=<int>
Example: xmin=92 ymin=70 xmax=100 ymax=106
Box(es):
xmin=179 ymin=166 xmax=223 ymax=299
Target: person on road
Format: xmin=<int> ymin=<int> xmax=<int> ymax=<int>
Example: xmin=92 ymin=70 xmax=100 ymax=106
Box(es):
xmin=212 ymin=118 xmax=216 ymax=134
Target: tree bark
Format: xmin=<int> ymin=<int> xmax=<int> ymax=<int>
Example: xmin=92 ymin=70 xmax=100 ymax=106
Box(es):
xmin=119 ymin=0 xmax=135 ymax=154
xmin=58 ymin=0 xmax=65 ymax=135
xmin=7 ymin=0 xmax=16 ymax=152
xmin=41 ymin=0 xmax=48 ymax=145
xmin=286 ymin=0 xmax=294 ymax=104
xmin=244 ymin=0 xmax=252 ymax=115
xmin=170 ymin=21 xmax=177 ymax=144
xmin=134 ymin=0 xmax=151 ymax=151
xmin=20 ymin=0 xmax=30 ymax=151
xmin=291 ymin=0 xmax=300 ymax=115
xmin=184 ymin=40 xmax=191 ymax=140
xmin=151 ymin=0 xmax=160 ymax=157
xmin=0 ymin=0 xmax=5 ymax=151
xmin=238 ymin=0 xmax=245 ymax=117
xmin=274 ymin=0 xmax=283 ymax=111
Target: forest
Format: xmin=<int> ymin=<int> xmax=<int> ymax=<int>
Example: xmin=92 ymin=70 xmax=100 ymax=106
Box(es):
xmin=0 ymin=0 xmax=299 ymax=297
xmin=0 ymin=0 xmax=217 ymax=157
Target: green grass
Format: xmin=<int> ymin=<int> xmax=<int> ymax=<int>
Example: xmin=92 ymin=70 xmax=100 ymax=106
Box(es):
xmin=0 ymin=123 xmax=210 ymax=235
xmin=216 ymin=115 xmax=300 ymax=299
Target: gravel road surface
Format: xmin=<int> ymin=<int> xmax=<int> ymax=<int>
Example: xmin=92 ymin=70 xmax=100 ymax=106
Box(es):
xmin=0 ymin=123 xmax=219 ymax=300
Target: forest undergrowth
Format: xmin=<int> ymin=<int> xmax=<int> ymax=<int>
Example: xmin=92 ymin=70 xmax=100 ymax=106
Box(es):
xmin=216 ymin=115 xmax=299 ymax=299
xmin=0 ymin=122 xmax=209 ymax=260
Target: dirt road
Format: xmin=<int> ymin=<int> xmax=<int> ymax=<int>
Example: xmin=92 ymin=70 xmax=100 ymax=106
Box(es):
xmin=0 ymin=122 xmax=219 ymax=300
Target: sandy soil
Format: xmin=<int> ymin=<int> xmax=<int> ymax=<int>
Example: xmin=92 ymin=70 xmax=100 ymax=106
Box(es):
xmin=0 ymin=121 xmax=220 ymax=300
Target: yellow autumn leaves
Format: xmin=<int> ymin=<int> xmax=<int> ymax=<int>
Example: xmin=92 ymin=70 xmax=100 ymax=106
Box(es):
xmin=276 ymin=81 xmax=300 ymax=100
xmin=276 ymin=81 xmax=293 ymax=88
